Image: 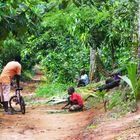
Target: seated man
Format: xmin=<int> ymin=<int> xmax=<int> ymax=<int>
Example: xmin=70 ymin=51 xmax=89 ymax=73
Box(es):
xmin=77 ymin=69 xmax=89 ymax=87
xmin=62 ymin=87 xmax=84 ymax=111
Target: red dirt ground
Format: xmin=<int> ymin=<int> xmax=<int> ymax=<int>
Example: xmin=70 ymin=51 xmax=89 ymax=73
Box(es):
xmin=1 ymin=77 xmax=140 ymax=140
xmin=0 ymin=79 xmax=102 ymax=140
xmin=79 ymin=108 xmax=140 ymax=140
xmin=0 ymin=100 xmax=103 ymax=140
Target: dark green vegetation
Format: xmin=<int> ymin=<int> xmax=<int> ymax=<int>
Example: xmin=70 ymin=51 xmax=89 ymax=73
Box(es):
xmin=0 ymin=0 xmax=140 ymax=111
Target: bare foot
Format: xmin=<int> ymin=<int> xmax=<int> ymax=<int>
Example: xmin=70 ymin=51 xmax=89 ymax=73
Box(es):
xmin=92 ymin=88 xmax=97 ymax=92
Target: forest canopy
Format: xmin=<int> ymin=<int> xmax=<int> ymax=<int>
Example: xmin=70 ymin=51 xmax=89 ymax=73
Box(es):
xmin=0 ymin=0 xmax=138 ymax=83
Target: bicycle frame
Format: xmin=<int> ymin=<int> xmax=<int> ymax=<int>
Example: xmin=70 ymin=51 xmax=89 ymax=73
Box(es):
xmin=15 ymin=88 xmax=22 ymax=102
xmin=9 ymin=87 xmax=25 ymax=114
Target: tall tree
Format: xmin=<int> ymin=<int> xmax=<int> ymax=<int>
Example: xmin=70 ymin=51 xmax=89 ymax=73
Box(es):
xmin=89 ymin=47 xmax=97 ymax=83
xmin=137 ymin=1 xmax=140 ymax=77
xmin=136 ymin=0 xmax=140 ymax=103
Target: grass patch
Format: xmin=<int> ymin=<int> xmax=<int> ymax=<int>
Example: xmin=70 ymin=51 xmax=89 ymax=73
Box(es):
xmin=26 ymin=79 xmax=136 ymax=115
xmin=35 ymin=82 xmax=74 ymax=98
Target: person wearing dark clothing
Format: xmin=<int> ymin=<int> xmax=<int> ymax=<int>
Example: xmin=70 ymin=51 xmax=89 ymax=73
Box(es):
xmin=93 ymin=72 xmax=121 ymax=92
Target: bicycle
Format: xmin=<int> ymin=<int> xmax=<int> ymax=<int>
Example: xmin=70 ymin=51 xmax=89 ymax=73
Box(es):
xmin=9 ymin=87 xmax=26 ymax=114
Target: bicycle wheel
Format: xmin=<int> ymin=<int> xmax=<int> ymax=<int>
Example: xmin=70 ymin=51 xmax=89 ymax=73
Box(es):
xmin=20 ymin=96 xmax=26 ymax=114
xmin=9 ymin=96 xmax=21 ymax=112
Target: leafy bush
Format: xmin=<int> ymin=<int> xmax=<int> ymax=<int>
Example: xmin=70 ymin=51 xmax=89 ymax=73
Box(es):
xmin=120 ymin=63 xmax=140 ymax=101
xmin=0 ymin=32 xmax=21 ymax=66
xmin=21 ymin=70 xmax=35 ymax=81
xmin=107 ymin=92 xmax=123 ymax=110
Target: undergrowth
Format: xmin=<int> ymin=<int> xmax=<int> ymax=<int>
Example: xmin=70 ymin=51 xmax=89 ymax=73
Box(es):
xmin=25 ymin=79 xmax=136 ymax=115
xmin=35 ymin=82 xmax=75 ymax=98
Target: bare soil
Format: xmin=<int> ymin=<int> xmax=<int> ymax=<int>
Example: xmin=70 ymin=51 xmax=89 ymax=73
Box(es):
xmin=0 ymin=78 xmax=101 ymax=140
xmin=1 ymin=76 xmax=140 ymax=140
xmin=79 ymin=107 xmax=140 ymax=140
xmin=0 ymin=104 xmax=99 ymax=140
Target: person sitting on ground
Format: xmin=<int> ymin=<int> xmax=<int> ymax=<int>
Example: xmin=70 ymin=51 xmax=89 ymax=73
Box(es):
xmin=77 ymin=69 xmax=89 ymax=87
xmin=0 ymin=55 xmax=22 ymax=115
xmin=93 ymin=69 xmax=121 ymax=92
xmin=61 ymin=87 xmax=84 ymax=111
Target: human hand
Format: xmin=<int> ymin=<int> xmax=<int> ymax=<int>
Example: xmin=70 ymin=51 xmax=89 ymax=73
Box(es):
xmin=61 ymin=106 xmax=65 ymax=110
xmin=11 ymin=82 xmax=17 ymax=88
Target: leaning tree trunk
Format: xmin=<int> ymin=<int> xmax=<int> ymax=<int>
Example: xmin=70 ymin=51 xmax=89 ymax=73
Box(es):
xmin=137 ymin=1 xmax=140 ymax=77
xmin=137 ymin=1 xmax=140 ymax=78
xmin=136 ymin=1 xmax=140 ymax=104
xmin=89 ymin=46 xmax=97 ymax=83
xmin=89 ymin=47 xmax=110 ymax=83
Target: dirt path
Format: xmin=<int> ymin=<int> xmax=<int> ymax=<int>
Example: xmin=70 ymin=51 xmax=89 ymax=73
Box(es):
xmin=79 ymin=106 xmax=140 ymax=140
xmin=0 ymin=104 xmax=101 ymax=140
xmin=0 ymin=77 xmax=102 ymax=140
xmin=1 ymin=76 xmax=140 ymax=140
xmin=1 ymin=103 xmax=140 ymax=140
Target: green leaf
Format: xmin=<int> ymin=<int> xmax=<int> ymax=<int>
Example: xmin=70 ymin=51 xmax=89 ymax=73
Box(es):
xmin=119 ymin=75 xmax=133 ymax=90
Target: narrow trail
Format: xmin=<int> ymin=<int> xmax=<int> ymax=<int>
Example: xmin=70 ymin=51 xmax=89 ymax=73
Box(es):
xmin=0 ymin=74 xmax=102 ymax=140
xmin=1 ymin=74 xmax=140 ymax=140
xmin=0 ymin=102 xmax=102 ymax=140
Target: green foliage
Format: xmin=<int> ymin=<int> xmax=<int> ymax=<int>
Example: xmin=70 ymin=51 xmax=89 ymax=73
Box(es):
xmin=0 ymin=0 xmax=138 ymax=84
xmin=107 ymin=90 xmax=138 ymax=114
xmin=38 ymin=0 xmax=137 ymax=82
xmin=120 ymin=63 xmax=140 ymax=101
xmin=0 ymin=32 xmax=21 ymax=66
xmin=41 ymin=45 xmax=89 ymax=83
xmin=84 ymin=93 xmax=99 ymax=109
xmin=96 ymin=0 xmax=137 ymax=67
xmin=85 ymin=90 xmax=108 ymax=111
xmin=35 ymin=82 xmax=74 ymax=98
xmin=107 ymin=92 xmax=122 ymax=110
xmin=21 ymin=70 xmax=35 ymax=81
xmin=0 ymin=0 xmax=43 ymax=70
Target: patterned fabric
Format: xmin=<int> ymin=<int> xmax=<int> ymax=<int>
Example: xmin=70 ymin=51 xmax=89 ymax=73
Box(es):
xmin=0 ymin=84 xmax=10 ymax=102
xmin=69 ymin=104 xmax=83 ymax=111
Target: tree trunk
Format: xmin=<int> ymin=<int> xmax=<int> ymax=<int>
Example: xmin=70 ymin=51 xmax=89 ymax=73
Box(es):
xmin=137 ymin=1 xmax=140 ymax=101
xmin=137 ymin=1 xmax=140 ymax=77
xmin=89 ymin=47 xmax=96 ymax=83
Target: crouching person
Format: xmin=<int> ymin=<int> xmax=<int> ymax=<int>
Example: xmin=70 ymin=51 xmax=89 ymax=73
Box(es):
xmin=62 ymin=87 xmax=84 ymax=111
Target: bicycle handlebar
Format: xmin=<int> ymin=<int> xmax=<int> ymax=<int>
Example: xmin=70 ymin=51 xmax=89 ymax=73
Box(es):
xmin=16 ymin=87 xmax=23 ymax=91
